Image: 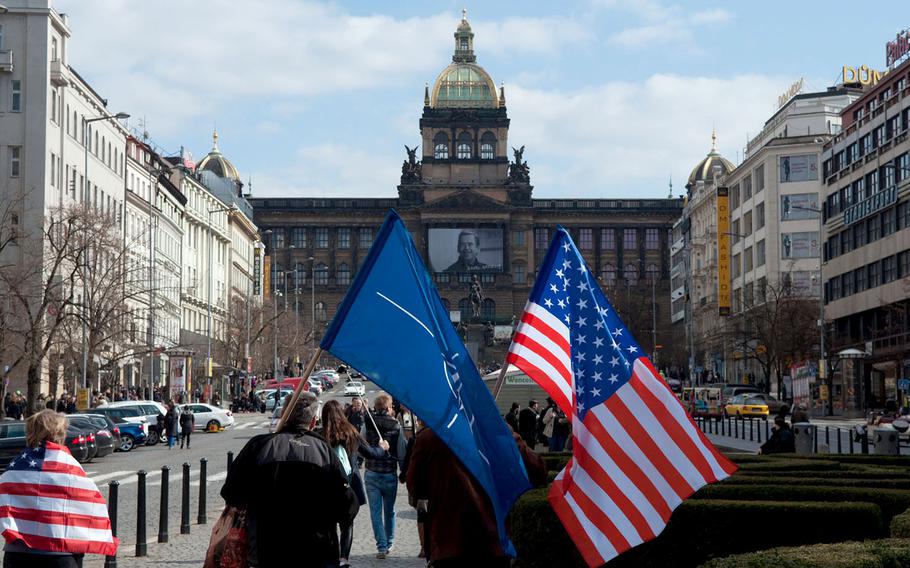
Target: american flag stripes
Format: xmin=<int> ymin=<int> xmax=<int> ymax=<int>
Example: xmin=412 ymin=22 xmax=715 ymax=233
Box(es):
xmin=507 ymin=229 xmax=736 ymax=567
xmin=0 ymin=441 xmax=118 ymax=556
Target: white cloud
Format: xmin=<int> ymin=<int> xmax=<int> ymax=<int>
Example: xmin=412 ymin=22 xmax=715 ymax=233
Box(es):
xmin=609 ymin=8 xmax=732 ymax=48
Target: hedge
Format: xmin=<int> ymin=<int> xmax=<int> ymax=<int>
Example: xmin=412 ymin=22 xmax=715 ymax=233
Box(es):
xmin=732 ymin=468 xmax=910 ymax=480
xmin=701 ymin=539 xmax=910 ymax=568
xmin=693 ymin=484 xmax=910 ymax=530
xmin=721 ymin=475 xmax=910 ymax=490
xmin=510 ymin=492 xmax=882 ymax=568
xmin=541 ymin=453 xmax=571 ymax=472
xmin=891 ymin=509 xmax=910 ymax=538
xmin=735 ymin=459 xmax=842 ymax=472
xmin=730 ymin=453 xmax=910 ymax=468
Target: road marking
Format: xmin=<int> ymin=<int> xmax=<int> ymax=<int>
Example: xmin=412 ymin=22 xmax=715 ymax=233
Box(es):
xmin=90 ymin=471 xmax=132 ymax=484
xmin=117 ymin=469 xmax=162 ymax=486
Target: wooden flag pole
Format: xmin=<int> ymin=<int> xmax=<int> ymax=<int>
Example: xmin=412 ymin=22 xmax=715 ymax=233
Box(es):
xmin=359 ymin=395 xmax=384 ymax=442
xmin=275 ymin=347 xmax=324 ymax=433
xmin=491 ymin=356 xmax=512 ymax=402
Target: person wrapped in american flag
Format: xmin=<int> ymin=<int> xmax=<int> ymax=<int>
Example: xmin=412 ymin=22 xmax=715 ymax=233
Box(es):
xmin=0 ymin=410 xmax=118 ymax=567
xmin=506 ymin=228 xmax=736 ymax=567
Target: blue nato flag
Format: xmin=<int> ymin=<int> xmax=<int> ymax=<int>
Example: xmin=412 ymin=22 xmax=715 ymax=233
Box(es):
xmin=321 ymin=210 xmax=530 ymax=555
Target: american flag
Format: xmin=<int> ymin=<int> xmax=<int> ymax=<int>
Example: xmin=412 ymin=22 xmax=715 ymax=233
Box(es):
xmin=0 ymin=441 xmax=118 ymax=556
xmin=507 ymin=229 xmax=736 ymax=567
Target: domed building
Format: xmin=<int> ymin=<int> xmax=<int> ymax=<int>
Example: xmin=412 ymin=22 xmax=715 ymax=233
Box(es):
xmin=685 ymin=130 xmax=734 ymax=193
xmin=197 ymin=130 xmax=242 ymax=184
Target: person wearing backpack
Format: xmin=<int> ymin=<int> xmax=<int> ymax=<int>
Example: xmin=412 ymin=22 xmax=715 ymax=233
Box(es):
xmin=319 ymin=400 xmax=389 ymax=568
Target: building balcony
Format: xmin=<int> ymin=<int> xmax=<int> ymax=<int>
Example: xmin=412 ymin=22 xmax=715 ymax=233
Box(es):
xmin=0 ymin=50 xmax=12 ymax=73
xmin=50 ymin=59 xmax=69 ymax=87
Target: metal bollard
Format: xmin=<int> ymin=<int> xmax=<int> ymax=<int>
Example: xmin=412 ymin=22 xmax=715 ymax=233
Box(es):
xmin=757 ymin=419 xmax=763 ymax=443
xmin=135 ymin=470 xmax=147 ymax=557
xmin=158 ymin=466 xmax=170 ymax=543
xmin=813 ymin=427 xmax=818 ymax=454
xmin=850 ymin=431 xmax=855 ymax=454
xmin=765 ymin=420 xmax=769 ymax=441
xmin=227 ymin=450 xmax=234 ymax=471
xmin=198 ymin=457 xmax=208 ymax=525
xmin=181 ymin=463 xmax=191 ymax=534
xmin=749 ymin=418 xmax=754 ymax=441
xmin=861 ymin=430 xmax=870 ymax=454
xmin=720 ymin=417 xmax=725 ymax=436
xmin=838 ymin=428 xmax=843 ymax=454
xmin=825 ymin=426 xmax=830 ymax=447
xmin=104 ymin=481 xmax=119 ymax=568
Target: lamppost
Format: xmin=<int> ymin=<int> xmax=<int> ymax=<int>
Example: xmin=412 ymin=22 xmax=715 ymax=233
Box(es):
xmin=80 ymin=111 xmax=129 ymax=392
xmin=309 ymin=256 xmax=315 ymax=360
xmin=206 ymin=204 xmax=237 ymax=404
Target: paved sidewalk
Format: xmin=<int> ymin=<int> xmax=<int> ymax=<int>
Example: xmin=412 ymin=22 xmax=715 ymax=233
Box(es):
xmin=83 ymin=474 xmax=425 ymax=568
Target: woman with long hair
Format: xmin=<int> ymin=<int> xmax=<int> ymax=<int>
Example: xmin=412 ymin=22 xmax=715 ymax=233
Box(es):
xmin=319 ymin=399 xmax=388 ymax=568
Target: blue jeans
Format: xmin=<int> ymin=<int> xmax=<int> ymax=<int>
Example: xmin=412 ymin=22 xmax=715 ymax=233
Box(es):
xmin=167 ymin=435 xmax=176 ymax=449
xmin=364 ymin=470 xmax=398 ymax=552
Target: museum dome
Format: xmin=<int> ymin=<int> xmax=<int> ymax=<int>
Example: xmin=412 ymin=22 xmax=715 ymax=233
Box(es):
xmin=687 ymin=130 xmax=734 ymax=191
xmin=430 ymin=10 xmax=499 ymax=109
xmin=197 ymin=130 xmax=241 ymax=182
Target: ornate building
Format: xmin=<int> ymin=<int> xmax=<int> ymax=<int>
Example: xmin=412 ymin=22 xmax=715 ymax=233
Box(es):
xmin=251 ymin=12 xmax=683 ymax=369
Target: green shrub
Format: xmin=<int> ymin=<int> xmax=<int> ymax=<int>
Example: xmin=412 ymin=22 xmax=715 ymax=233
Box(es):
xmin=891 ymin=509 xmax=910 ymax=538
xmin=735 ymin=459 xmax=841 ymax=472
xmin=728 ymin=453 xmax=910 ymax=468
xmin=540 ymin=453 xmax=571 ymax=472
xmin=510 ymin=492 xmax=882 ymax=568
xmin=733 ymin=468 xmax=910 ymax=480
xmin=721 ymin=476 xmax=910 ymax=490
xmin=701 ymin=539 xmax=910 ymax=568
xmin=693 ymin=484 xmax=910 ymax=530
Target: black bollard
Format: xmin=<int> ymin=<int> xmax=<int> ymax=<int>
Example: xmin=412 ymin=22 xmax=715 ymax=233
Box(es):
xmin=227 ymin=450 xmax=234 ymax=471
xmin=104 ymin=481 xmax=119 ymax=568
xmin=825 ymin=426 xmax=830 ymax=448
xmin=757 ymin=419 xmax=763 ymax=443
xmin=749 ymin=418 xmax=754 ymax=442
xmin=849 ymin=431 xmax=855 ymax=454
xmin=135 ymin=470 xmax=147 ymax=557
xmin=158 ymin=466 xmax=170 ymax=543
xmin=838 ymin=428 xmax=843 ymax=454
xmin=764 ymin=420 xmax=769 ymax=441
xmin=814 ymin=427 xmax=819 ymax=454
xmin=861 ymin=430 xmax=869 ymax=454
xmin=198 ymin=457 xmax=208 ymax=525
xmin=181 ymin=463 xmax=191 ymax=534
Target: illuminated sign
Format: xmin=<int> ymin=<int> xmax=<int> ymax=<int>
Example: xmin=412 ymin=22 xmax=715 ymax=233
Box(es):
xmin=263 ymin=255 xmax=271 ymax=299
xmin=842 ymin=65 xmax=887 ymax=87
xmin=843 ymin=185 xmax=898 ymax=226
xmin=716 ymin=187 xmax=731 ymax=316
xmin=778 ymin=78 xmax=804 ymax=109
xmin=886 ymin=29 xmax=910 ymax=67
xmin=253 ymin=246 xmax=262 ymax=295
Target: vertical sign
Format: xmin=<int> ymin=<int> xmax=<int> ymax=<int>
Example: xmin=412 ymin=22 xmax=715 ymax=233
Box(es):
xmin=76 ymin=387 xmax=90 ymax=411
xmin=263 ymin=255 xmax=271 ymax=299
xmin=716 ymin=186 xmax=731 ymax=315
xmin=170 ymin=357 xmax=186 ymax=395
xmin=253 ymin=246 xmax=262 ymax=296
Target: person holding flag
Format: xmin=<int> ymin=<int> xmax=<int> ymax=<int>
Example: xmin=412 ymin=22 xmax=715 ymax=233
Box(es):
xmin=504 ymin=227 xmax=737 ymax=567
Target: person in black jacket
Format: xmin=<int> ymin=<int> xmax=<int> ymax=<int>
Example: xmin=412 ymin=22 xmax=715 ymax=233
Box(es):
xmin=179 ymin=406 xmax=195 ymax=449
xmin=505 ymin=402 xmax=520 ymax=433
xmin=518 ymin=400 xmax=540 ymax=449
xmin=759 ymin=417 xmax=796 ymax=454
xmin=221 ymin=392 xmax=357 ymax=568
xmin=164 ymin=403 xmax=179 ymax=449
xmin=362 ymin=394 xmax=407 ymax=559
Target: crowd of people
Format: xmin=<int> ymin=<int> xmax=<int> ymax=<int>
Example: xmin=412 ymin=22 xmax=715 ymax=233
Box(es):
xmin=504 ymin=398 xmax=571 ymax=453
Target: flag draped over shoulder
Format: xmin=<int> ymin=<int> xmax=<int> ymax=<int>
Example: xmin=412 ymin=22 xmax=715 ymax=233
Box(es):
xmin=320 ymin=210 xmax=531 ymax=556
xmin=506 ymin=228 xmax=736 ymax=567
xmin=0 ymin=441 xmax=118 ymax=556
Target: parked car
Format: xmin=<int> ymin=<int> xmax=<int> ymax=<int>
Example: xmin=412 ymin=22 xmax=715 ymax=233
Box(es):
xmin=306 ymin=379 xmax=323 ymax=396
xmin=112 ymin=418 xmax=147 ymax=451
xmin=67 ymin=415 xmax=116 ymax=459
xmin=64 ymin=428 xmax=90 ymax=463
xmin=724 ymin=394 xmax=770 ymax=419
xmin=743 ymin=392 xmax=786 ymax=413
xmin=0 ymin=422 xmax=27 ymax=471
xmin=72 ymin=414 xmax=123 ymax=449
xmin=90 ymin=405 xmax=147 ymax=425
xmin=180 ymin=403 xmax=235 ymax=432
xmin=66 ymin=425 xmax=98 ymax=462
xmin=344 ymin=382 xmax=366 ymax=397
xmin=720 ymin=384 xmax=762 ymax=401
xmin=97 ymin=401 xmax=169 ymax=443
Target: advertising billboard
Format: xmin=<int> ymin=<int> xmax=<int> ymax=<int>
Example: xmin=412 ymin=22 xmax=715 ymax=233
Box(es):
xmin=781 ymin=231 xmax=820 ymax=259
xmin=781 ymin=193 xmax=820 ymax=220
xmin=170 ymin=357 xmax=187 ymax=394
xmin=428 ymin=228 xmax=503 ymax=273
xmin=779 ymin=154 xmax=818 ymax=183
xmin=716 ymin=187 xmax=731 ymax=315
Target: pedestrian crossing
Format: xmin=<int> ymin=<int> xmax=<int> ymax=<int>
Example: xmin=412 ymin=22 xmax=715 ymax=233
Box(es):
xmin=232 ymin=420 xmax=271 ymax=430
xmin=86 ymin=467 xmax=230 ymax=487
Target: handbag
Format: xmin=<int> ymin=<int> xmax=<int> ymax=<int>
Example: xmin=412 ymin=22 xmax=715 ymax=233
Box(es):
xmin=204 ymin=505 xmax=249 ymax=568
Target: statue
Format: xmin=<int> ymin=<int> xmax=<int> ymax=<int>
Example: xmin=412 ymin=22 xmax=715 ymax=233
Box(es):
xmin=456 ymin=322 xmax=468 ymax=342
xmin=483 ymin=321 xmax=495 ymax=346
xmin=400 ymin=144 xmax=423 ymax=184
xmin=508 ymin=144 xmax=530 ymax=184
xmin=469 ymin=275 xmax=483 ymax=320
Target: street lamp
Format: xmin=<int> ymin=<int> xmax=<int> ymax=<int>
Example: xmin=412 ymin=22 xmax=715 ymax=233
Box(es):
xmin=309 ymin=256 xmax=315 ymax=360
xmin=80 ymin=111 xmax=129 ymax=392
xmin=206 ymin=204 xmax=237 ymax=404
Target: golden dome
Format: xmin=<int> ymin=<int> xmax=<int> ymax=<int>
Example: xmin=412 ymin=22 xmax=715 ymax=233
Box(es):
xmin=430 ymin=10 xmax=498 ymax=109
xmin=686 ymin=130 xmax=734 ymax=190
xmin=197 ymin=130 xmax=241 ymax=182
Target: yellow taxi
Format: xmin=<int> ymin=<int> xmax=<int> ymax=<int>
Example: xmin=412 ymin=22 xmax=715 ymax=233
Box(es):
xmin=723 ymin=393 xmax=770 ymax=419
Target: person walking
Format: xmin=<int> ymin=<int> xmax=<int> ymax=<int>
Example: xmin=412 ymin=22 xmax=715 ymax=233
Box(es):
xmin=0 ymin=410 xmax=118 ymax=566
xmin=319 ymin=400 xmax=390 ymax=568
xmin=362 ymin=394 xmax=407 ymax=559
xmin=179 ymin=406 xmax=195 ymax=449
xmin=406 ymin=426 xmax=547 ymax=567
xmin=541 ymin=399 xmax=569 ymax=451
xmin=164 ymin=403 xmax=179 ymax=449
xmin=518 ymin=400 xmax=540 ymax=449
xmin=345 ymin=397 xmax=366 ymax=432
xmin=505 ymin=402 xmax=520 ymax=433
xmin=221 ymin=392 xmax=356 ymax=568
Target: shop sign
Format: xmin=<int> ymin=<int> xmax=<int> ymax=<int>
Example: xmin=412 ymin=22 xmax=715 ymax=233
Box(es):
xmin=778 ymin=78 xmax=804 ymax=109
xmin=843 ymin=185 xmax=897 ymax=227
xmin=886 ymin=29 xmax=910 ymax=67
xmin=716 ymin=187 xmax=731 ymax=316
xmin=898 ymin=378 xmax=910 ymax=392
xmin=842 ymin=65 xmax=887 ymax=86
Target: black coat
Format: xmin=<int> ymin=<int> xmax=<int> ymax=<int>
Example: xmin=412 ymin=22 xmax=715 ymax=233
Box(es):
xmin=518 ymin=408 xmax=539 ymax=445
xmin=164 ymin=409 xmax=179 ymax=437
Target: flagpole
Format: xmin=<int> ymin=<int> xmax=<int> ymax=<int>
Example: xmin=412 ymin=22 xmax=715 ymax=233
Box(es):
xmin=358 ymin=395 xmax=384 ymax=442
xmin=491 ymin=357 xmax=511 ymax=401
xmin=275 ymin=347 xmax=323 ymax=432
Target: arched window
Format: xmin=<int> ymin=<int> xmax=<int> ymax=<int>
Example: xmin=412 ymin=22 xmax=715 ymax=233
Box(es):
xmin=645 ymin=263 xmax=660 ymax=284
xmin=314 ymin=263 xmax=328 ymax=285
xmin=623 ymin=263 xmax=639 ymax=285
xmin=434 ymin=132 xmax=449 ymax=159
xmin=456 ymin=132 xmax=472 ymax=159
xmin=336 ymin=263 xmax=351 ymax=286
xmin=601 ymin=263 xmax=616 ymax=286
xmin=480 ymin=131 xmax=496 ymax=160
xmin=314 ymin=301 xmax=327 ymax=322
xmin=458 ymin=298 xmax=471 ymax=322
xmin=481 ymin=298 xmax=495 ymax=321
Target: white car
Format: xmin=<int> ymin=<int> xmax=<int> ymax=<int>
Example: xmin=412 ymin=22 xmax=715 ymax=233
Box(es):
xmin=344 ymin=382 xmax=365 ymax=397
xmin=180 ymin=403 xmax=234 ymax=432
xmin=261 ymin=389 xmax=294 ymax=411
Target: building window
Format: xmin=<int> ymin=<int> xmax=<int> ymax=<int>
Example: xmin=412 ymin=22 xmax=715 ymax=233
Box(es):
xmin=10 ymin=147 xmax=20 ymax=177
xmin=481 ymin=298 xmax=495 ymax=320
xmin=480 ymin=131 xmax=496 ymax=160
xmin=513 ymin=262 xmax=526 ymax=284
xmin=900 ymin=251 xmax=910 ymax=279
xmin=336 ymin=263 xmax=351 ymax=286
xmin=579 ymin=228 xmax=593 ymax=250
xmin=315 ymin=301 xmax=327 ymax=322
xmin=433 ymin=132 xmax=449 ymax=159
xmin=435 ymin=272 xmax=450 ymax=284
xmin=754 ymin=164 xmax=765 ymax=193
xmin=756 ymin=202 xmax=765 ymax=229
xmin=456 ymin=132 xmax=472 ymax=159
xmin=853 ymin=224 xmax=865 ymax=249
xmin=337 ymin=227 xmax=351 ymax=249
xmin=743 ymin=211 xmax=753 ymax=236
xmin=731 ymin=184 xmax=740 ymax=210
xmin=595 ymin=231 xmax=612 ymax=255
xmin=513 ymin=229 xmax=525 ymax=247
xmin=623 ymin=228 xmax=637 ymax=250
xmin=645 ymin=264 xmax=659 ymax=284
xmin=458 ymin=273 xmax=472 ymax=284
xmin=51 ymin=89 xmax=58 ymax=123
xmin=11 ymin=80 xmax=21 ymax=112
xmin=315 ymin=228 xmax=329 ymax=248
xmin=744 ymin=246 xmax=753 ymax=273
xmin=868 ymin=261 xmax=881 ymax=288
xmin=645 ymin=228 xmax=659 ymax=250
xmin=481 ymin=273 xmax=494 ymax=284
xmin=534 ymin=228 xmax=549 ymax=250
xmin=733 ymin=253 xmax=741 ymax=278
xmin=314 ymin=263 xmax=328 ymax=285
xmin=601 ymin=263 xmax=616 ymax=286
xmin=623 ymin=263 xmax=639 ymax=285
xmin=294 ymin=262 xmax=307 ymax=288
xmin=757 ymin=277 xmax=767 ymax=303
xmin=867 ymin=215 xmax=880 ymax=243
xmin=271 ymin=229 xmax=285 ymax=249
xmin=883 ymin=255 xmax=897 ymax=283
xmin=742 ymin=174 xmax=752 ymax=200
xmin=854 ymin=267 xmax=866 ymax=293
xmin=900 ymin=202 xmax=910 ymax=230
xmin=292 ymin=228 xmax=307 ymax=248
xmin=756 ymin=239 xmax=766 ymax=267
xmin=731 ymin=220 xmax=740 ymax=243
xmin=359 ymin=227 xmax=372 ymax=248
xmin=458 ymin=298 xmax=472 ymax=321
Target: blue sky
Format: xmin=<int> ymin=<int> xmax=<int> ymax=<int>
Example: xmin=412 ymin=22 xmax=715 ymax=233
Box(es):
xmin=57 ymin=0 xmax=903 ymax=199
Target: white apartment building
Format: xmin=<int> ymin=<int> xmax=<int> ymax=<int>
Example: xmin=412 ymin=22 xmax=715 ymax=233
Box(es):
xmin=0 ymin=1 xmax=128 ymax=394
